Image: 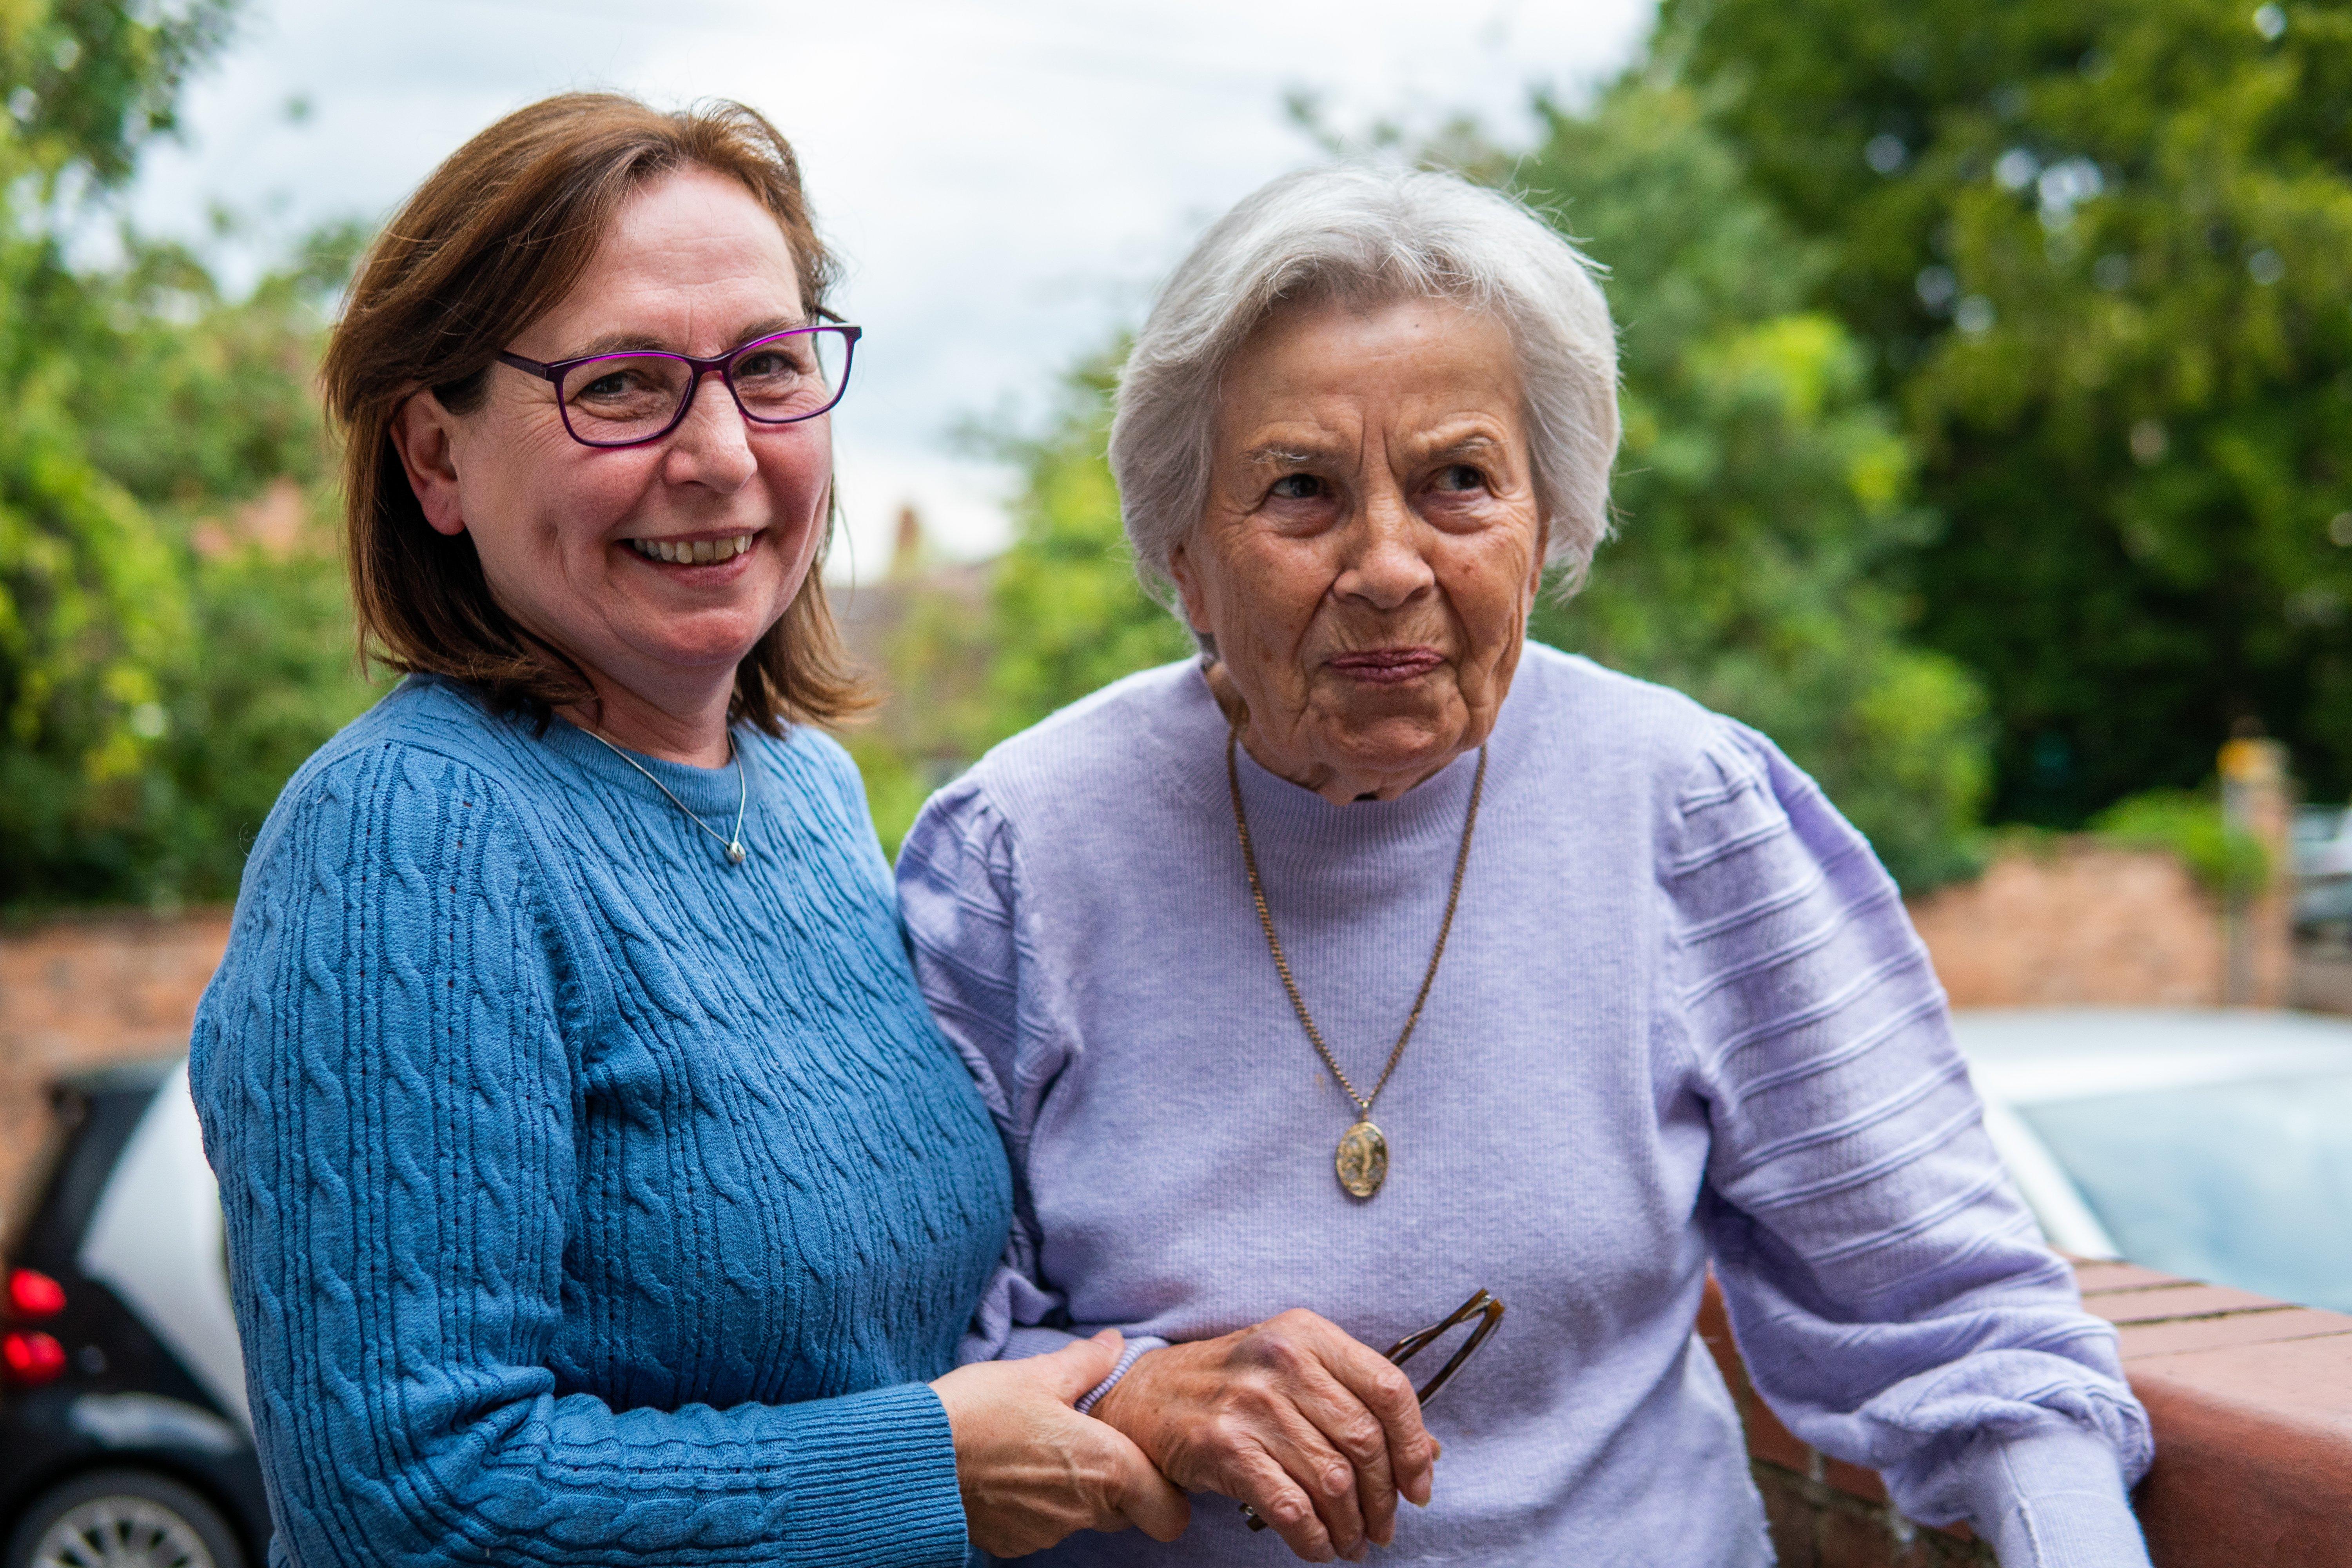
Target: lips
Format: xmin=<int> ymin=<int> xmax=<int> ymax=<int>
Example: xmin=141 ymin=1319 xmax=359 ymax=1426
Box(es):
xmin=1327 ymin=647 xmax=1446 ymax=684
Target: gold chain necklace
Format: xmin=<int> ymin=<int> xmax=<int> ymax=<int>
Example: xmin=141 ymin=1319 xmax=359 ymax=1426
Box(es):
xmin=1225 ymin=722 xmax=1486 ymax=1198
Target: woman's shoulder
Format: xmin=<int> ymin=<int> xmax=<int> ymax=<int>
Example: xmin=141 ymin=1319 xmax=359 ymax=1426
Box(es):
xmin=896 ymin=661 xmax=1208 ymax=893
xmin=252 ymin=675 xmax=559 ymax=874
xmin=1512 ymin=642 xmax=1781 ymax=802
xmin=955 ymin=659 xmax=1210 ymax=811
xmin=1517 ymin=647 xmax=1864 ymax=902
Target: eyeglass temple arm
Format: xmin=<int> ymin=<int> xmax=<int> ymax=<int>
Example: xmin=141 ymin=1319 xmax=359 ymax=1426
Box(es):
xmin=1384 ymin=1289 xmax=1504 ymax=1408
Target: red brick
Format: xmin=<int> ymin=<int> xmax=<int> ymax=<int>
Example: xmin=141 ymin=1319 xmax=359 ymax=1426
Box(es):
xmin=2117 ymin=1307 xmax=2352 ymax=1359
xmin=0 ymin=913 xmax=232 ymax=1218
xmin=2130 ymin=1336 xmax=2352 ymax=1434
xmin=1746 ymin=1394 xmax=1813 ymax=1474
xmin=2084 ymin=1283 xmax=2286 ymax=1324
xmin=2130 ymin=1340 xmax=2352 ymax=1568
xmin=2070 ymin=1259 xmax=2192 ymax=1295
xmin=1753 ymin=1465 xmax=1818 ymax=1568
xmin=1907 ymin=844 xmax=2235 ymax=1008
xmin=1821 ymin=1456 xmax=1887 ymax=1504
xmin=1817 ymin=1505 xmax=1895 ymax=1568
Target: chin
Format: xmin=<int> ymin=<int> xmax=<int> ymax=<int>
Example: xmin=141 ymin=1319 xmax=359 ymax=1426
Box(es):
xmin=627 ymin=623 xmax=775 ymax=674
xmin=1325 ymin=717 xmax=1462 ymax=774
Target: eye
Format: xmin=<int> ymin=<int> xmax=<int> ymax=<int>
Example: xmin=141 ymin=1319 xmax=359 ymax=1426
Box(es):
xmin=1432 ymin=463 xmax=1488 ymax=493
xmin=733 ymin=346 xmax=805 ymax=381
xmin=1269 ymin=473 xmax=1327 ymax=501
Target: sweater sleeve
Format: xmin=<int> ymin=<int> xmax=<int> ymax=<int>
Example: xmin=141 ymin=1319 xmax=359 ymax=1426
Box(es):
xmin=1664 ymin=722 xmax=2153 ymax=1566
xmin=895 ymin=778 xmax=1164 ymax=1405
xmin=189 ymin=741 xmax=969 ymax=1568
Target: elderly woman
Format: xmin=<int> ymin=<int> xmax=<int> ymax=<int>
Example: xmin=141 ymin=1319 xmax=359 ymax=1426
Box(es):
xmin=189 ymin=94 xmax=1186 ymax=1566
xmin=898 ymin=166 xmax=2154 ymax=1565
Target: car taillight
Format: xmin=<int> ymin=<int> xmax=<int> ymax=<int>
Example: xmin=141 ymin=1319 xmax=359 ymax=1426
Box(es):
xmin=2 ymin=1331 xmax=65 ymax=1384
xmin=7 ymin=1269 xmax=65 ymax=1318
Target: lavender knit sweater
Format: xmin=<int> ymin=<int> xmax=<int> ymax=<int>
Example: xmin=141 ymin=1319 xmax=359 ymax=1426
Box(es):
xmin=897 ymin=648 xmax=2153 ymax=1567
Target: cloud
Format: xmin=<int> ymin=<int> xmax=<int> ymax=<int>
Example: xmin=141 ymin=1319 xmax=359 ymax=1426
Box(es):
xmin=131 ymin=0 xmax=1647 ymax=579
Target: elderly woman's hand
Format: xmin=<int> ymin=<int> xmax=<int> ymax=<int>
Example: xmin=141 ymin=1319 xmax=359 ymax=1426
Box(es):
xmin=932 ymin=1330 xmax=1190 ymax=1557
xmin=1091 ymin=1310 xmax=1437 ymax=1563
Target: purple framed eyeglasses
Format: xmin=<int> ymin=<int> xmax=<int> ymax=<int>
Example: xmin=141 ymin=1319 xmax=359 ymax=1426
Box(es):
xmin=495 ymin=315 xmax=861 ymax=449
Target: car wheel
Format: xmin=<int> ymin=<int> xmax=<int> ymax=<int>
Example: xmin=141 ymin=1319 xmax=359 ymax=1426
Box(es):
xmin=3 ymin=1468 xmax=247 ymax=1568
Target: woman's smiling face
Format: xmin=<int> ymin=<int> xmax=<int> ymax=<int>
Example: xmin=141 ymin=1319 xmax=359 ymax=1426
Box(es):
xmin=1171 ymin=294 xmax=1546 ymax=802
xmin=396 ymin=166 xmax=831 ymax=708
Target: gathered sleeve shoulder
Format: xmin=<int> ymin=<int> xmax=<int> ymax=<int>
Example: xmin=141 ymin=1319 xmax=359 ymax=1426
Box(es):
xmin=897 ymin=777 xmax=1165 ymax=1394
xmin=1661 ymin=720 xmax=2154 ymax=1564
xmin=190 ymin=737 xmax=968 ymax=1568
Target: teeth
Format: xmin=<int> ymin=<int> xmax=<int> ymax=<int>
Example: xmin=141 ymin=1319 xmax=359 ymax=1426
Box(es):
xmin=629 ymin=534 xmax=756 ymax=563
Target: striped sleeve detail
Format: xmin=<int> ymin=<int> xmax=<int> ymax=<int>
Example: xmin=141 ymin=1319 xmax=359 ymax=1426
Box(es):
xmin=1664 ymin=722 xmax=2153 ymax=1544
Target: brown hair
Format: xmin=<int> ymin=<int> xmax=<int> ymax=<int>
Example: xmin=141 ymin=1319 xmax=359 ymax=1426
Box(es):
xmin=322 ymin=92 xmax=872 ymax=731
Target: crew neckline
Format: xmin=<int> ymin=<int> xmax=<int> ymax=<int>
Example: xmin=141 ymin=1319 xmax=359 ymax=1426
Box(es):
xmin=1147 ymin=659 xmax=1527 ymax=850
xmin=537 ymin=707 xmax=771 ymax=822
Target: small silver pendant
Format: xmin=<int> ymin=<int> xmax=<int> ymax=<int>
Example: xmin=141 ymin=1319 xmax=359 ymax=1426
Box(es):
xmin=1336 ymin=1118 xmax=1388 ymax=1198
xmin=725 ymin=841 xmax=748 ymax=865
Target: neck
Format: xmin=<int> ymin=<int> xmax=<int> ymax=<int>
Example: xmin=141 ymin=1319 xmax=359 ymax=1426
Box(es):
xmin=1204 ymin=661 xmax=1470 ymax=805
xmin=558 ymin=668 xmax=736 ymax=768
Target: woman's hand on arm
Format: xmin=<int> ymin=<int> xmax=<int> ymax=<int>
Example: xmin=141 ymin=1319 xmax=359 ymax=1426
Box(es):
xmin=1090 ymin=1310 xmax=1436 ymax=1564
xmin=933 ymin=1330 xmax=1189 ymax=1558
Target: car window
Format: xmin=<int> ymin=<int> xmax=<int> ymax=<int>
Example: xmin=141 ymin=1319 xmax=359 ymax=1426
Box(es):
xmin=2020 ymin=1073 xmax=2352 ymax=1312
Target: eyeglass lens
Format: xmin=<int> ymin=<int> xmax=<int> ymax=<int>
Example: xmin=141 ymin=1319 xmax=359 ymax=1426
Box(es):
xmin=560 ymin=327 xmax=853 ymax=446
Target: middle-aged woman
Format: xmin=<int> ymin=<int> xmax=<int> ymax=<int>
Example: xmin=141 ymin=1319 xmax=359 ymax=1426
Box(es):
xmin=898 ymin=165 xmax=2156 ymax=1566
xmin=189 ymin=93 xmax=1188 ymax=1566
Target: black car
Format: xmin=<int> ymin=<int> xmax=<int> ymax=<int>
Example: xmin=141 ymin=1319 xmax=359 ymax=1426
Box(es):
xmin=1 ymin=1059 xmax=267 ymax=1568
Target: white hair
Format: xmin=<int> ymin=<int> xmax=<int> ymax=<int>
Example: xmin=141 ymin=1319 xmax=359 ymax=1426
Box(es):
xmin=1109 ymin=163 xmax=1621 ymax=607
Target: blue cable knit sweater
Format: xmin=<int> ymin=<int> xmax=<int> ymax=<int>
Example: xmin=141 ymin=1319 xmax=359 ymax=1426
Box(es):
xmin=190 ymin=675 xmax=1012 ymax=1568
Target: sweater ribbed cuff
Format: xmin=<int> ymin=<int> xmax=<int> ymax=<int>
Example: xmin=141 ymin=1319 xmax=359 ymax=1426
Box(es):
xmin=776 ymin=1381 xmax=971 ymax=1567
xmin=1952 ymin=1424 xmax=2151 ymax=1568
xmin=1077 ymin=1336 xmax=1167 ymax=1415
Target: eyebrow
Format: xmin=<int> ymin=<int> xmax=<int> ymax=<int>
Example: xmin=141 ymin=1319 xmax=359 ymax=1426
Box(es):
xmin=1419 ymin=434 xmax=1506 ymax=464
xmin=1238 ymin=444 xmax=1326 ymax=467
xmin=562 ymin=314 xmax=810 ymax=360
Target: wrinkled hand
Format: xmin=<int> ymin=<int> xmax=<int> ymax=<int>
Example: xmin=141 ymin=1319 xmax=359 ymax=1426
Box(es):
xmin=931 ymin=1330 xmax=1190 ymax=1558
xmin=1091 ymin=1310 xmax=1436 ymax=1563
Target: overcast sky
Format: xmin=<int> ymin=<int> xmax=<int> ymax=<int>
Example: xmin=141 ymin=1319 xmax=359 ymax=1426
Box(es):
xmin=126 ymin=0 xmax=1651 ymax=581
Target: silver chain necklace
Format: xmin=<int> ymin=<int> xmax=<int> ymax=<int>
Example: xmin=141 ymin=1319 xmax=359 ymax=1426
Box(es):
xmin=582 ymin=727 xmax=751 ymax=866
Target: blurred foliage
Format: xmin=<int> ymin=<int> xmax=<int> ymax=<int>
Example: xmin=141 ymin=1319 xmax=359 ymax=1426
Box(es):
xmin=1502 ymin=76 xmax=1992 ymax=888
xmin=2092 ymin=787 xmax=2270 ymax=896
xmin=854 ymin=357 xmax=1190 ymax=853
xmin=978 ymin=352 xmax=1195 ymax=732
xmin=0 ymin=0 xmax=376 ymax=912
xmin=859 ymin=78 xmax=1989 ymax=887
xmin=1669 ymin=0 xmax=2352 ymax=824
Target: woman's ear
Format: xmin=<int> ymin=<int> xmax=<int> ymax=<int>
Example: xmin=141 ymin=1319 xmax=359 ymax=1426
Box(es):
xmin=1167 ymin=539 xmax=1217 ymax=637
xmin=389 ymin=392 xmax=470 ymax=538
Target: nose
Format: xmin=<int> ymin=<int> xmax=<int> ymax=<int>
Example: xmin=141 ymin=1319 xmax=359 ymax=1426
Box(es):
xmin=660 ymin=367 xmax=759 ymax=490
xmin=1336 ymin=479 xmax=1436 ymax=611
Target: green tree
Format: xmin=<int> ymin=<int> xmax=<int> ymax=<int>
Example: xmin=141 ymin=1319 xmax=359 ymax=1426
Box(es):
xmin=1670 ymin=0 xmax=2352 ymax=822
xmin=0 ymin=0 xmax=377 ymax=908
xmin=864 ymin=84 xmax=1990 ymax=887
xmin=977 ymin=352 xmax=1194 ymax=731
xmin=855 ymin=359 xmax=1190 ymax=853
xmin=1500 ymin=76 xmax=1990 ymax=887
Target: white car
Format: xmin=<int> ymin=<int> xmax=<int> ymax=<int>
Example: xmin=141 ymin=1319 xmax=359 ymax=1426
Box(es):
xmin=1952 ymin=1007 xmax=2352 ymax=1313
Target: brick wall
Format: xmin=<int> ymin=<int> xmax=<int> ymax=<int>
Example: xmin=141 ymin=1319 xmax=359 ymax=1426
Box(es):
xmin=1707 ymin=1262 xmax=2352 ymax=1566
xmin=0 ymin=912 xmax=232 ymax=1221
xmin=1906 ymin=844 xmax=2247 ymax=1009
